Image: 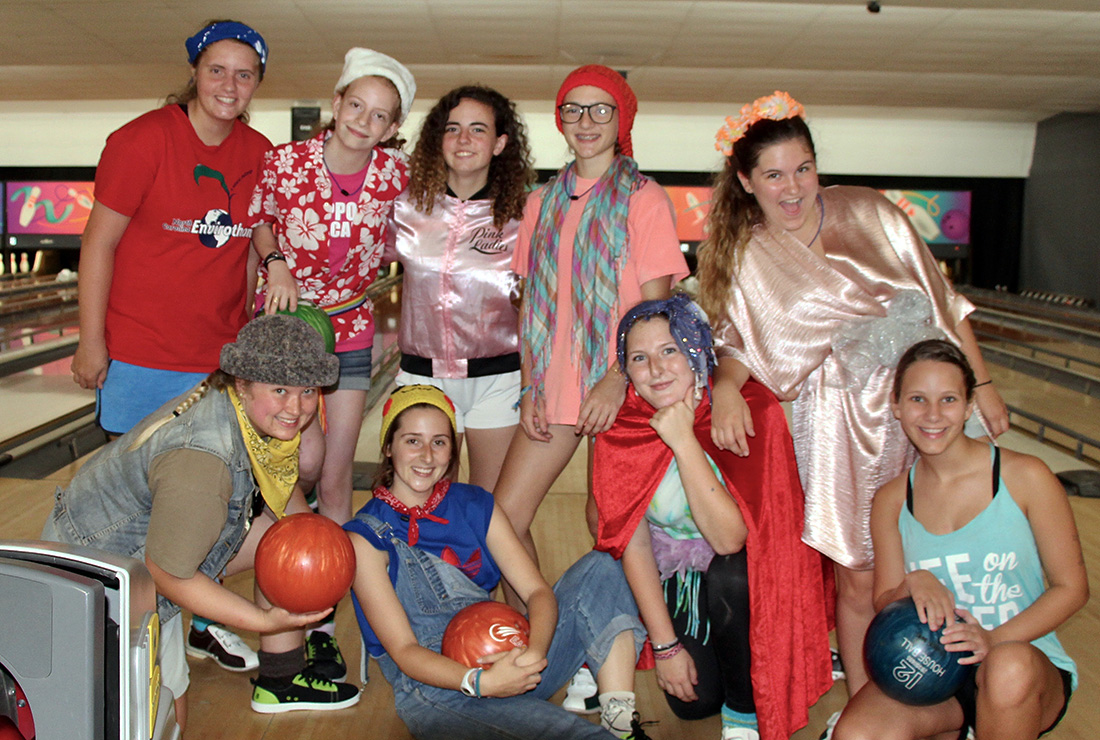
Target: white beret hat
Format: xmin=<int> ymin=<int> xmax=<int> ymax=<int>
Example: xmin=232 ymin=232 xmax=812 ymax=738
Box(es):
xmin=335 ymin=47 xmax=416 ymax=123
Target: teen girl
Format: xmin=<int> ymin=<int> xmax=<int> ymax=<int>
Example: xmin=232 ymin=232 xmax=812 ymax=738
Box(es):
xmin=697 ymin=91 xmax=1009 ymax=697
xmin=72 ymin=19 xmax=271 ymax=436
xmin=249 ymin=45 xmax=414 ymax=680
xmin=593 ymin=295 xmax=832 ymax=740
xmin=343 ymin=385 xmax=648 ymax=739
xmin=495 ymin=65 xmax=688 ymax=579
xmin=388 ymin=85 xmax=535 ymax=492
xmin=252 ymin=47 xmax=415 ymax=525
xmin=70 ymin=18 xmax=273 ymax=674
xmin=46 ymin=315 xmax=357 ymax=726
xmin=834 ymin=339 xmax=1087 ymax=740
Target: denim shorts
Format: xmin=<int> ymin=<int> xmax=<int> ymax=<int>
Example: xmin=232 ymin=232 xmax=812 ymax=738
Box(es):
xmin=333 ymin=347 xmax=372 ymax=392
xmin=98 ymin=360 xmax=208 ymax=435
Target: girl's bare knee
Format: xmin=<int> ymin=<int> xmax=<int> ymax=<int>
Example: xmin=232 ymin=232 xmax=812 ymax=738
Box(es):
xmin=977 ymin=642 xmax=1045 ymax=708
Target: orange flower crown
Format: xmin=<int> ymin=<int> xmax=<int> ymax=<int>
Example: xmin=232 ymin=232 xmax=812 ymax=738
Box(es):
xmin=715 ymin=91 xmax=805 ymax=156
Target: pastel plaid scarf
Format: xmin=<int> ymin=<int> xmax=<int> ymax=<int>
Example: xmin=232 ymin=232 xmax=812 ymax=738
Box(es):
xmin=522 ymin=155 xmax=646 ymax=403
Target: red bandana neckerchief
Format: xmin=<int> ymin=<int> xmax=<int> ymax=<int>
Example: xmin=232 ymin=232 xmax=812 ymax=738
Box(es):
xmin=372 ymin=480 xmax=451 ymax=545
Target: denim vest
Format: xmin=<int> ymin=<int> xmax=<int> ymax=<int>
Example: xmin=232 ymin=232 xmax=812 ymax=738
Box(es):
xmin=46 ymin=388 xmax=256 ymax=621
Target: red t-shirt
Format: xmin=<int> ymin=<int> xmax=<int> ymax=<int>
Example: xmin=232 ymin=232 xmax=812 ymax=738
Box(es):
xmin=95 ymin=105 xmax=271 ymax=371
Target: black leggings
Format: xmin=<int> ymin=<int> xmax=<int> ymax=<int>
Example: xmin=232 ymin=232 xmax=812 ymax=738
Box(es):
xmin=661 ymin=550 xmax=754 ymax=720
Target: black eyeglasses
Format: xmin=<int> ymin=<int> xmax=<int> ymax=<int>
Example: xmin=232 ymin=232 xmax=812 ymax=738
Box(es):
xmin=558 ymin=103 xmax=617 ymax=124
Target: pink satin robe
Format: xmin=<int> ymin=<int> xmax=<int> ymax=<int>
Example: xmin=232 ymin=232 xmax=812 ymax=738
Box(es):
xmin=712 ymin=186 xmax=973 ymax=569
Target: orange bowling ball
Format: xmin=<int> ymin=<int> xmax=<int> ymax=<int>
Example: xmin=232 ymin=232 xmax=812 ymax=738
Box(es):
xmin=254 ymin=513 xmax=356 ymax=613
xmin=441 ymin=601 xmax=530 ymax=668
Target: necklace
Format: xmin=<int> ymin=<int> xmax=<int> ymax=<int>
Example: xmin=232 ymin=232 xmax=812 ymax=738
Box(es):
xmin=570 ymin=180 xmax=600 ymax=201
xmin=804 ymin=194 xmax=825 ymax=248
xmin=323 ymin=155 xmax=365 ymax=197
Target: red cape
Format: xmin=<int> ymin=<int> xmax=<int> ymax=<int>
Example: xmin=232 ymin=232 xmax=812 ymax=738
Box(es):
xmin=593 ymin=380 xmax=833 ymax=740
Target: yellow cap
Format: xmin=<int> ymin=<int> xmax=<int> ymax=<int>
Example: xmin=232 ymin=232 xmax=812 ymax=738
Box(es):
xmin=379 ymin=385 xmax=457 ymax=447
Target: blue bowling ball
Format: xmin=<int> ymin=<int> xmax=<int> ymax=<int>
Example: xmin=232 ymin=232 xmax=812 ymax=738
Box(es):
xmin=863 ymin=596 xmax=973 ymax=705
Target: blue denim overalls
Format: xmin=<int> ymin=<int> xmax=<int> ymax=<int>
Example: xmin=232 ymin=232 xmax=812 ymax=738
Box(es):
xmin=352 ymin=512 xmax=645 ymax=740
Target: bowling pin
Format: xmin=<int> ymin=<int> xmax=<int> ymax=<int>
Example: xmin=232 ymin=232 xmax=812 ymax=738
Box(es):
xmin=68 ymin=187 xmax=95 ymax=210
xmin=883 ymin=190 xmax=942 ymax=243
xmin=18 ymin=186 xmax=41 ymax=227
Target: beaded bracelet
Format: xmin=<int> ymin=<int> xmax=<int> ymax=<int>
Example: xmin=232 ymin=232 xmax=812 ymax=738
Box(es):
xmin=651 ymin=638 xmax=680 ymax=653
xmin=513 ymin=385 xmax=533 ymax=411
xmin=653 ymin=642 xmax=685 ymax=660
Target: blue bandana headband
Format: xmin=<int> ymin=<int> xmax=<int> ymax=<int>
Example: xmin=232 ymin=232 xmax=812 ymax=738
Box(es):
xmin=616 ymin=293 xmax=717 ymax=394
xmin=186 ymin=21 xmax=268 ymax=74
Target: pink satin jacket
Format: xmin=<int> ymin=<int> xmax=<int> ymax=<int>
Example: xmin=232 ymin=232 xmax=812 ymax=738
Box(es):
xmin=387 ymin=192 xmax=521 ymax=378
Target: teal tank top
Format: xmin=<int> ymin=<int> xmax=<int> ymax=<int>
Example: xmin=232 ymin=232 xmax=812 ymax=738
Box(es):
xmin=898 ymin=445 xmax=1077 ymax=688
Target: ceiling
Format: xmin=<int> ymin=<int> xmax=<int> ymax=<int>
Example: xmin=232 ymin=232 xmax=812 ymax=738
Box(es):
xmin=3 ymin=0 xmax=1099 ymax=118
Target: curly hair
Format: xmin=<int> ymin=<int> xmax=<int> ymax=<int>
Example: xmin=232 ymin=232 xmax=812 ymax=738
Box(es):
xmin=164 ymin=18 xmax=262 ymax=124
xmin=696 ymin=116 xmax=816 ymax=322
xmin=407 ymin=85 xmax=535 ymax=229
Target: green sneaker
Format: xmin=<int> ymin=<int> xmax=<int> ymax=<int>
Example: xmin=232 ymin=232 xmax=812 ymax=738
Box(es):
xmin=250 ymin=667 xmax=359 ymax=713
xmin=305 ymin=631 xmax=347 ymax=681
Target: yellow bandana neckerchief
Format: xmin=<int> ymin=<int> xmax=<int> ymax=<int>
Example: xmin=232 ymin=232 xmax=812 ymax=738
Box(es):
xmin=227 ymin=385 xmax=299 ymax=518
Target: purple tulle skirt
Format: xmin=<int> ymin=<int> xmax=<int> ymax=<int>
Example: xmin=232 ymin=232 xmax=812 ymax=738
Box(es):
xmin=649 ymin=523 xmax=715 ymax=581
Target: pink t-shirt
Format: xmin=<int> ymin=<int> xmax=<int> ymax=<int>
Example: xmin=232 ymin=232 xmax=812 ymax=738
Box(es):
xmin=327 ymin=160 xmax=371 ymax=275
xmin=512 ymin=177 xmax=689 ymax=425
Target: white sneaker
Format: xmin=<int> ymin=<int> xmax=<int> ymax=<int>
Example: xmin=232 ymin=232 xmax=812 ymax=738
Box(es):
xmin=721 ymin=727 xmax=760 ymax=740
xmin=185 ymin=623 xmax=259 ymax=672
xmin=562 ymin=665 xmax=600 ymax=714
xmin=818 ymin=710 xmax=841 ymax=740
xmin=830 ymin=648 xmax=846 ymax=681
xmin=600 ymin=695 xmax=637 ymax=738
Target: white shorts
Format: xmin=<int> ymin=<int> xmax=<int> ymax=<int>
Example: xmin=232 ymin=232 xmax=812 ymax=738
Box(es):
xmin=395 ymin=370 xmax=521 ymax=432
xmin=160 ymin=612 xmax=190 ymax=701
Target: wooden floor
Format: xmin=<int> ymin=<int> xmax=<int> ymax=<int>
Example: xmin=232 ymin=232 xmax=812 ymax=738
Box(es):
xmin=2 ymin=397 xmax=1099 ymax=739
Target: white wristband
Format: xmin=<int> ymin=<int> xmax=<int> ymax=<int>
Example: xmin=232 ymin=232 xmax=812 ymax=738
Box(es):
xmin=459 ymin=667 xmax=479 ymax=698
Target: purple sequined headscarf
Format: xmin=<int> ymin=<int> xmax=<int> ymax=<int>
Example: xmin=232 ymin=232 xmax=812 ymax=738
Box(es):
xmin=616 ymin=293 xmax=717 ymax=395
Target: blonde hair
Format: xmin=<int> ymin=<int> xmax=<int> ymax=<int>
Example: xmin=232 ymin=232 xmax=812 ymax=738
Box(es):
xmin=321 ymin=75 xmax=406 ymax=150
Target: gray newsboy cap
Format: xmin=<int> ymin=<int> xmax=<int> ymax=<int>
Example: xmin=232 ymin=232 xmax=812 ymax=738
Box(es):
xmin=220 ymin=314 xmax=339 ymax=387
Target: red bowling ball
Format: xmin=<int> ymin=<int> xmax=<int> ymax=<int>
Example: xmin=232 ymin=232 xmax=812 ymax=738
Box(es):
xmin=442 ymin=601 xmax=531 ymax=668
xmin=254 ymin=513 xmax=356 ymax=613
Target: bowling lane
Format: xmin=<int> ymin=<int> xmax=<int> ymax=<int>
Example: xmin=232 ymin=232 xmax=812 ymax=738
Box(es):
xmin=990 ymin=363 xmax=1100 ymax=460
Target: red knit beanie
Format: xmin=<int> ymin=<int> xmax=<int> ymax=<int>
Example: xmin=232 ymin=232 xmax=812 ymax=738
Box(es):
xmin=555 ymin=65 xmax=637 ymax=158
